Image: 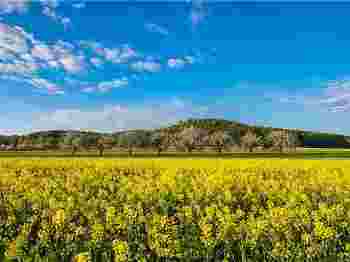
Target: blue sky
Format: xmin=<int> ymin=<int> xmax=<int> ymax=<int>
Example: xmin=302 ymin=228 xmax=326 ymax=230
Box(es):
xmin=1 ymin=1 xmax=350 ymax=135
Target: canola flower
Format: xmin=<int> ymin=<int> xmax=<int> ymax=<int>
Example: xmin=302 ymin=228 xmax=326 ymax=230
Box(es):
xmin=1 ymin=158 xmax=350 ymax=261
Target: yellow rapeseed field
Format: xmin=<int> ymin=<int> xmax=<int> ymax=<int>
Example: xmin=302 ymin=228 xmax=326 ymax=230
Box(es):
xmin=1 ymin=158 xmax=350 ymax=261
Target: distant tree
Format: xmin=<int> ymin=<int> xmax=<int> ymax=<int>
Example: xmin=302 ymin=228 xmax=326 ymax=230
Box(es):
xmin=241 ymin=130 xmax=259 ymax=152
xmin=209 ymin=130 xmax=234 ymax=154
xmin=286 ymin=130 xmax=300 ymax=152
xmin=46 ymin=136 xmax=60 ymax=150
xmin=18 ymin=137 xmax=34 ymax=151
xmin=71 ymin=137 xmax=82 ymax=155
xmin=151 ymin=131 xmax=170 ymax=156
xmin=179 ymin=127 xmax=208 ymax=153
xmin=63 ymin=133 xmax=74 ymax=147
xmin=257 ymin=130 xmax=274 ymax=151
xmin=97 ymin=136 xmax=114 ymax=156
xmin=269 ymin=130 xmax=289 ymax=153
xmin=80 ymin=135 xmax=98 ymax=150
xmin=118 ymin=132 xmax=141 ymax=156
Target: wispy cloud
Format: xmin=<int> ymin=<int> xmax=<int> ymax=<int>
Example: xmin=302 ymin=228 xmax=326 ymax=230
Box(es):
xmin=41 ymin=0 xmax=72 ymax=30
xmin=97 ymin=78 xmax=129 ymax=92
xmin=30 ymin=78 xmax=64 ymax=95
xmin=130 ymin=61 xmax=161 ymax=73
xmin=0 ymin=22 xmax=86 ymax=93
xmin=275 ymin=77 xmax=350 ymax=113
xmin=189 ymin=0 xmax=207 ymax=28
xmin=0 ymin=0 xmax=29 ymax=14
xmin=72 ymin=2 xmax=85 ymax=9
xmin=318 ymin=78 xmax=350 ymax=112
xmin=79 ymin=41 xmax=139 ymax=64
xmin=145 ymin=23 xmax=169 ymax=36
xmin=25 ymin=98 xmax=222 ymax=133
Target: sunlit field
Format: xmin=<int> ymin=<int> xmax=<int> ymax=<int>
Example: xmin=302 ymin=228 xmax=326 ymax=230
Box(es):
xmin=1 ymin=158 xmax=350 ymax=261
xmin=1 ymin=147 xmax=350 ymax=159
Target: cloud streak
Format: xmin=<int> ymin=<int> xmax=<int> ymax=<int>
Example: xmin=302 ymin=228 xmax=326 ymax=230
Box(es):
xmin=23 ymin=98 xmax=223 ymax=133
xmin=145 ymin=23 xmax=169 ymax=36
xmin=189 ymin=0 xmax=207 ymax=28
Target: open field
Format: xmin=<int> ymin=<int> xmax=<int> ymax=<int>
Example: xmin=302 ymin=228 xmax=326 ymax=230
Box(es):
xmin=1 ymin=147 xmax=350 ymax=159
xmin=1 ymin=158 xmax=350 ymax=261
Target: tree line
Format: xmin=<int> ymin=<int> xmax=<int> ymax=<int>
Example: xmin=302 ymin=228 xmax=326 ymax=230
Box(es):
xmin=0 ymin=126 xmax=301 ymax=156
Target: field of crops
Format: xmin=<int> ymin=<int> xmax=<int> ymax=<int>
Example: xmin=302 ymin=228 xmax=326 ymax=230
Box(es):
xmin=1 ymin=158 xmax=350 ymax=261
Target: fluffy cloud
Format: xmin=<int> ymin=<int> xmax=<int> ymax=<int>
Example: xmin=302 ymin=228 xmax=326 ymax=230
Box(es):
xmin=0 ymin=22 xmax=87 ymax=94
xmin=130 ymin=61 xmax=161 ymax=73
xmin=59 ymin=55 xmax=85 ymax=74
xmin=0 ymin=0 xmax=29 ymax=14
xmin=80 ymin=41 xmax=139 ymax=64
xmin=145 ymin=23 xmax=169 ymax=36
xmin=0 ymin=23 xmax=31 ymax=54
xmin=31 ymin=44 xmax=55 ymax=61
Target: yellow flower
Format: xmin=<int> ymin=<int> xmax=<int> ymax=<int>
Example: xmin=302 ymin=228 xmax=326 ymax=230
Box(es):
xmin=6 ymin=240 xmax=17 ymax=257
xmin=74 ymin=252 xmax=90 ymax=262
xmin=53 ymin=209 xmax=65 ymax=225
xmin=112 ymin=240 xmax=128 ymax=262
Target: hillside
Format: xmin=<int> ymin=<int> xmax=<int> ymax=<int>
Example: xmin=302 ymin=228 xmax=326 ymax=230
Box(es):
xmin=0 ymin=118 xmax=350 ymax=149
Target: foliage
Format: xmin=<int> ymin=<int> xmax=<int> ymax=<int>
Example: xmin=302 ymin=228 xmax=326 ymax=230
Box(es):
xmin=2 ymin=158 xmax=350 ymax=261
xmin=241 ymin=130 xmax=259 ymax=152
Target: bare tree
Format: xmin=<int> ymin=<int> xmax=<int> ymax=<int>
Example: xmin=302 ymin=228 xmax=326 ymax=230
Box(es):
xmin=118 ymin=132 xmax=141 ymax=156
xmin=151 ymin=131 xmax=170 ymax=156
xmin=71 ymin=137 xmax=81 ymax=155
xmin=241 ymin=130 xmax=259 ymax=152
xmin=97 ymin=136 xmax=114 ymax=156
xmin=179 ymin=127 xmax=208 ymax=153
xmin=286 ymin=130 xmax=300 ymax=152
xmin=209 ymin=130 xmax=234 ymax=154
xmin=269 ymin=130 xmax=291 ymax=153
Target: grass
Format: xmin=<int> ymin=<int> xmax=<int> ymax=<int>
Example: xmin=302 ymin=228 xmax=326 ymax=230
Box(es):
xmin=1 ymin=148 xmax=350 ymax=158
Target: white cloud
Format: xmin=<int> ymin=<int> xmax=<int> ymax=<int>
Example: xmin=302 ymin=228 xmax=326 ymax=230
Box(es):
xmin=130 ymin=61 xmax=161 ymax=73
xmin=167 ymin=58 xmax=186 ymax=69
xmin=90 ymin=57 xmax=103 ymax=67
xmin=28 ymin=78 xmax=64 ymax=95
xmin=184 ymin=55 xmax=196 ymax=64
xmin=189 ymin=0 xmax=207 ymax=28
xmin=81 ymin=86 xmax=95 ymax=93
xmin=0 ymin=61 xmax=37 ymax=76
xmin=0 ymin=22 xmax=88 ymax=94
xmin=31 ymin=44 xmax=55 ymax=61
xmin=145 ymin=23 xmax=169 ymax=36
xmin=41 ymin=1 xmax=72 ymax=29
xmin=27 ymin=99 xmax=219 ymax=133
xmin=167 ymin=56 xmax=198 ymax=70
xmin=0 ymin=23 xmax=30 ymax=54
xmin=40 ymin=0 xmax=59 ymax=9
xmin=72 ymin=2 xmax=85 ymax=9
xmin=276 ymin=78 xmax=350 ymax=113
xmin=0 ymin=0 xmax=29 ymax=14
xmin=79 ymin=41 xmax=139 ymax=64
xmin=59 ymin=55 xmax=85 ymax=74
xmin=97 ymin=78 xmax=128 ymax=92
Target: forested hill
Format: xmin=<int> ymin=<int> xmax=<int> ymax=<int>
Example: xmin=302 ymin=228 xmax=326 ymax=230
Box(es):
xmin=166 ymin=118 xmax=350 ymax=149
xmin=0 ymin=118 xmax=350 ymax=149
